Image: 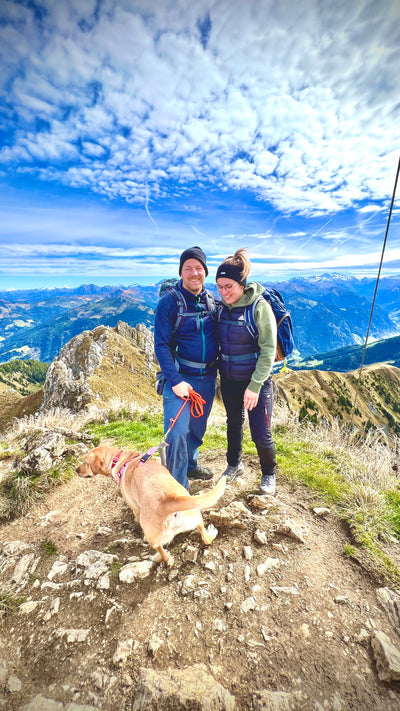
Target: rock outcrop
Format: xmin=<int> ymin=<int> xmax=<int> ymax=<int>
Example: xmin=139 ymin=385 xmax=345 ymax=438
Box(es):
xmin=41 ymin=322 xmax=157 ymax=412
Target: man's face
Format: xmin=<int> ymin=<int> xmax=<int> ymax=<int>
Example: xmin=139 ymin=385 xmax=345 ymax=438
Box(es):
xmin=181 ymin=258 xmax=206 ymax=294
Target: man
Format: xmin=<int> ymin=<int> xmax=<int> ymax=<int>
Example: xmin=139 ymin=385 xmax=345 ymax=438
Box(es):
xmin=154 ymin=247 xmax=218 ymax=489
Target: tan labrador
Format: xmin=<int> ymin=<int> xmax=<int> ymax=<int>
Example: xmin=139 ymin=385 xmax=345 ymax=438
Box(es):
xmin=76 ymin=446 xmax=226 ymax=566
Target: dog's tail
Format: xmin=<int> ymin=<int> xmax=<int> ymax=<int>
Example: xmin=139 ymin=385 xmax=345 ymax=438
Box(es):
xmin=165 ymin=475 xmax=226 ymax=514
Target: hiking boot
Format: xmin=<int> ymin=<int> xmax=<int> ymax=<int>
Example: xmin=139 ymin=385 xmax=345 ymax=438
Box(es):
xmin=222 ymin=462 xmax=245 ymax=482
xmin=259 ymin=473 xmax=276 ymax=496
xmin=188 ymin=465 xmax=213 ymax=480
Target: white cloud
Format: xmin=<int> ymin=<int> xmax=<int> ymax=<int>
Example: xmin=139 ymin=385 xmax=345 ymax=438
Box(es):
xmin=0 ymin=0 xmax=399 ymax=218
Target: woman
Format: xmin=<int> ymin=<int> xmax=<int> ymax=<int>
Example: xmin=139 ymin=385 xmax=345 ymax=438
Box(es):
xmin=216 ymin=249 xmax=278 ymax=495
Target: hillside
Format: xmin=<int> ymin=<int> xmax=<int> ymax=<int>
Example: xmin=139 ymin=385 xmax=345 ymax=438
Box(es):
xmin=275 ymin=362 xmax=400 ymax=436
xmin=293 ymin=334 xmax=400 ymax=373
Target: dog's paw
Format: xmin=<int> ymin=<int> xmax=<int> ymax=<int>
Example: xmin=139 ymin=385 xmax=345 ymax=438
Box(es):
xmin=205 ymin=524 xmax=218 ymax=542
xmin=152 ymin=552 xmax=163 ymax=563
xmin=166 ymin=555 xmax=174 ymax=567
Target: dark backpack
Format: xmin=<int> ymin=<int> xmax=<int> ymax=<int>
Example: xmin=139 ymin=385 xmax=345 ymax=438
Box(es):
xmin=244 ymin=288 xmax=294 ymax=362
xmin=158 ymin=279 xmax=217 ymax=334
xmin=155 ymin=279 xmax=217 ymax=394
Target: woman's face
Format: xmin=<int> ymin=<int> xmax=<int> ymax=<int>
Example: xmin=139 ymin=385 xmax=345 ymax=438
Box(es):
xmin=217 ymin=278 xmax=244 ymax=305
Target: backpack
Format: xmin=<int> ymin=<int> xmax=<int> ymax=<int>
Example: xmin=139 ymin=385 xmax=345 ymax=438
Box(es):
xmin=158 ymin=278 xmax=217 ymax=334
xmin=244 ymin=288 xmax=294 ymax=362
xmin=155 ymin=279 xmax=217 ymax=394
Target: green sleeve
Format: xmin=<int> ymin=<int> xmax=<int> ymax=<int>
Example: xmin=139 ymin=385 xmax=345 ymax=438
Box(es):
xmin=247 ymin=299 xmax=277 ymax=394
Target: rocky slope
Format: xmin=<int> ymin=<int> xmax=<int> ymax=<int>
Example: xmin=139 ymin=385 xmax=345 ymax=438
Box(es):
xmin=1 ymin=453 xmax=400 ymax=711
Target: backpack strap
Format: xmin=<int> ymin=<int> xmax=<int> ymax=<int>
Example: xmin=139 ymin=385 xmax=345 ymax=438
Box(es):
xmin=170 ymin=287 xmax=187 ymax=335
xmin=171 ymin=286 xmax=216 ymax=334
xmin=244 ymin=295 xmax=262 ymax=340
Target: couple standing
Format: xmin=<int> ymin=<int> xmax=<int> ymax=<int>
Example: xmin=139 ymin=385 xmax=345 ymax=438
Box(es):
xmin=154 ymin=246 xmax=277 ymax=496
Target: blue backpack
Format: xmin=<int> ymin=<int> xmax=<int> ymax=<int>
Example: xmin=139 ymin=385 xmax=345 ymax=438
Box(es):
xmin=244 ymin=288 xmax=295 ymax=362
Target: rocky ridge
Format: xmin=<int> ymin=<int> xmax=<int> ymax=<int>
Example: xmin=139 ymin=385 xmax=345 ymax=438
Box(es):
xmin=42 ymin=321 xmax=157 ymax=413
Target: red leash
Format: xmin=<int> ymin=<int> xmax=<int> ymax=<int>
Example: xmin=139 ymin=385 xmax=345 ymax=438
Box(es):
xmin=166 ymin=389 xmax=205 ymax=434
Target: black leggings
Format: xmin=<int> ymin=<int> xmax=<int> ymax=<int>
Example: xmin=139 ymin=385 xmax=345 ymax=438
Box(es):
xmin=220 ymin=375 xmax=277 ymax=477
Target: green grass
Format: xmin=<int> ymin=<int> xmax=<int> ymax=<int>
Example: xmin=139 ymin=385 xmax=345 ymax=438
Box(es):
xmin=40 ymin=539 xmax=57 ymax=556
xmin=0 ymin=464 xmax=75 ymax=521
xmin=89 ymin=412 xmax=164 ymax=450
xmin=385 ymin=490 xmax=400 ymax=538
xmin=343 ymin=543 xmax=355 ymax=558
xmin=0 ymin=591 xmax=26 ymax=611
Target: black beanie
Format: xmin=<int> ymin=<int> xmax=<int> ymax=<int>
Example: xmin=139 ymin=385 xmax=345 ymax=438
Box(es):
xmin=179 ymin=246 xmax=208 ymax=276
xmin=216 ymin=262 xmax=247 ymax=285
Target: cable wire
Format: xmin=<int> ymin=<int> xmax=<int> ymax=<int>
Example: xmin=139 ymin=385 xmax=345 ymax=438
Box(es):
xmin=351 ymin=157 xmax=400 ymax=424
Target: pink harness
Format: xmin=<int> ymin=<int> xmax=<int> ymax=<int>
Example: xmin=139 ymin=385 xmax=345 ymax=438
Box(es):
xmin=111 ymin=446 xmax=159 ymax=483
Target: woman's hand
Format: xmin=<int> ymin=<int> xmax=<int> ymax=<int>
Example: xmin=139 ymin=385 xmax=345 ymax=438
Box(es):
xmin=243 ymin=388 xmax=259 ymax=411
xmin=172 ymin=381 xmax=193 ymax=398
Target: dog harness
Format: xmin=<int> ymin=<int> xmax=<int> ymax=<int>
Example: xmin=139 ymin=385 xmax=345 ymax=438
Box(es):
xmin=111 ymin=446 xmax=159 ymax=483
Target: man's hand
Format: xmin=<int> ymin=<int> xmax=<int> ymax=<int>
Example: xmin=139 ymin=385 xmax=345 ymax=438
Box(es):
xmin=172 ymin=381 xmax=193 ymax=399
xmin=243 ymin=388 xmax=259 ymax=411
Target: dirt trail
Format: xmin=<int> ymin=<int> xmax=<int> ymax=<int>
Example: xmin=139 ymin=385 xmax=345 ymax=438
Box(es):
xmin=1 ymin=452 xmax=400 ymax=710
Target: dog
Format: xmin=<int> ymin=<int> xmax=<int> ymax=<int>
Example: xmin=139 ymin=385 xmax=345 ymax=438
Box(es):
xmin=76 ymin=446 xmax=226 ymax=566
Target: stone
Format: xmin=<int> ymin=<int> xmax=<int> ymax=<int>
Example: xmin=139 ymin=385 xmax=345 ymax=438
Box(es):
xmin=56 ymin=628 xmax=90 ymax=643
xmin=47 ymin=557 xmax=69 ymax=580
xmin=312 ymin=507 xmax=330 ymax=517
xmin=275 ymin=519 xmax=306 ymax=544
xmin=19 ymin=601 xmax=41 ymax=614
xmin=180 ymin=575 xmax=196 ymax=596
xmin=131 ymin=663 xmax=236 ymax=711
xmin=243 ymin=546 xmax=253 ymax=561
xmin=376 ymin=587 xmax=400 ymax=632
xmin=76 ymin=550 xmax=116 ymax=568
xmin=119 ymin=560 xmax=154 ymax=582
xmin=183 ymin=546 xmax=199 ymax=563
xmin=113 ymin=639 xmax=138 ymax=666
xmin=148 ymin=634 xmax=164 ymax=656
xmin=21 ymin=696 xmax=63 ymax=711
xmin=248 ymin=495 xmax=275 ymax=511
xmin=270 ymin=586 xmax=299 ymax=596
xmin=371 ymin=629 xmax=400 ymax=681
xmin=254 ymin=530 xmax=268 ymax=545
xmin=256 ymin=558 xmax=280 ymax=577
xmin=7 ymin=674 xmax=22 ymax=692
xmin=2 ymin=541 xmax=30 ymax=556
xmin=252 ymin=689 xmax=292 ymax=710
xmin=209 ymin=501 xmax=253 ymax=529
xmin=241 ymin=597 xmax=257 ymax=613
xmin=11 ymin=553 xmax=35 ymax=584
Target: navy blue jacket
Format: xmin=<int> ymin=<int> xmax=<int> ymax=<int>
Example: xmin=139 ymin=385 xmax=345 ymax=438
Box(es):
xmin=154 ymin=280 xmax=218 ymax=387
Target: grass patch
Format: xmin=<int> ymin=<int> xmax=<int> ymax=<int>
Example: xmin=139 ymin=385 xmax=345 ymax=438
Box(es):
xmin=109 ymin=560 xmax=121 ymax=579
xmin=40 ymin=539 xmax=57 ymax=556
xmin=88 ymin=412 xmax=164 ymax=450
xmin=0 ymin=591 xmax=26 ymax=612
xmin=385 ymin=490 xmax=400 ymax=538
xmin=273 ymin=432 xmax=352 ymax=504
xmin=0 ymin=464 xmax=75 ymax=522
xmin=343 ymin=543 xmax=355 ymax=558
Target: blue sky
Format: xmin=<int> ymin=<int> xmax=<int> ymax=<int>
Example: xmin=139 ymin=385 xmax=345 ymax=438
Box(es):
xmin=1 ymin=0 xmax=400 ymax=289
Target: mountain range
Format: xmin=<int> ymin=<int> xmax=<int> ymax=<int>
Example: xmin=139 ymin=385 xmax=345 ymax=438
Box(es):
xmin=0 ymin=273 xmax=399 ymax=365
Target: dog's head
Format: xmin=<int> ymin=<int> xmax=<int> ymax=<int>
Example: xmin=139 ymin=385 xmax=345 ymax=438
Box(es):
xmin=76 ymin=446 xmax=111 ymax=478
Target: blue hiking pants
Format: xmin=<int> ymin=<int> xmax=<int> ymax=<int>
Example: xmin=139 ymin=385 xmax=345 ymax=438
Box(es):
xmin=163 ymin=373 xmax=216 ymax=489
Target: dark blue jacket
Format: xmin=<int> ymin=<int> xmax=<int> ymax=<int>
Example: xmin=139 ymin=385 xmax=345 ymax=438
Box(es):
xmin=154 ymin=281 xmax=218 ymax=387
